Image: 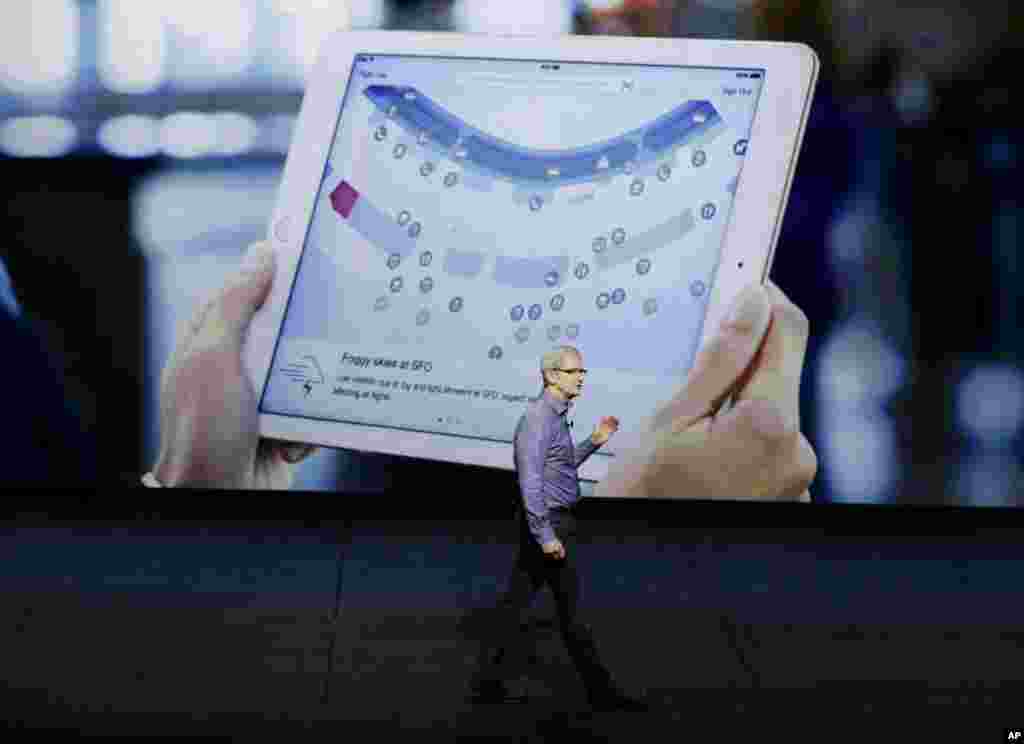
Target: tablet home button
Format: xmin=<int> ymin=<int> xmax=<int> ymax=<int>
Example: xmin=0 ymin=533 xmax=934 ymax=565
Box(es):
xmin=274 ymin=217 xmax=291 ymax=242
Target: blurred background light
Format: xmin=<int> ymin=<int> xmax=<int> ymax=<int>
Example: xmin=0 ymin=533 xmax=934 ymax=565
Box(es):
xmin=954 ymin=452 xmax=1022 ymax=507
xmin=347 ymin=0 xmax=386 ymax=29
xmin=0 ymin=116 xmax=78 ymax=158
xmin=212 ymin=112 xmax=259 ymax=157
xmin=819 ymin=411 xmax=899 ymax=503
xmin=890 ymin=66 xmax=934 ymax=125
xmin=985 ymin=136 xmax=1015 ymax=171
xmin=452 ymin=0 xmax=574 ymax=34
xmin=956 ymin=364 xmax=1024 ymax=445
xmin=256 ymin=113 xmax=297 ymax=154
xmin=827 ymin=202 xmax=875 ymax=269
xmin=272 ymin=0 xmax=353 ymax=86
xmin=97 ymin=115 xmax=161 ymax=158
xmin=0 ymin=0 xmax=79 ymax=98
xmin=165 ymin=0 xmax=255 ymax=89
xmin=97 ymin=1 xmax=167 ymax=94
xmin=159 ymin=112 xmax=218 ymax=159
xmin=818 ymin=318 xmax=908 ymax=411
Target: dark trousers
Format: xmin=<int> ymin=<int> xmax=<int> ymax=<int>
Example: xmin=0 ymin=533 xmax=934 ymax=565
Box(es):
xmin=472 ymin=507 xmax=614 ymax=696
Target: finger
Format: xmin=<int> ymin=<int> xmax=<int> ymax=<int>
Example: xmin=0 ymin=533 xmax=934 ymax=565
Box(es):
xmin=650 ymin=283 xmax=771 ymax=432
xmin=731 ymin=280 xmax=810 ymax=431
xmin=157 ymin=292 xmax=216 ymax=394
xmin=705 ymin=398 xmax=807 ymax=499
xmin=192 ymin=242 xmax=276 ymax=352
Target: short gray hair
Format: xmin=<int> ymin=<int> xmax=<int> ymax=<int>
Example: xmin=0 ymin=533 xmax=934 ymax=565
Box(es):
xmin=540 ymin=346 xmax=579 ymax=387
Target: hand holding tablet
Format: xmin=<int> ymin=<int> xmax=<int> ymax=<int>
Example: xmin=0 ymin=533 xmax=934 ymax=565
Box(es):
xmin=149 ymin=242 xmax=318 ymax=489
xmin=214 ymin=31 xmax=820 ymax=497
xmin=594 ymin=279 xmax=816 ymax=501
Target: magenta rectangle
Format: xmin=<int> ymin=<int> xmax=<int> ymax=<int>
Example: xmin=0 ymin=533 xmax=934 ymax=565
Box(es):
xmin=330 ymin=180 xmax=359 ymax=219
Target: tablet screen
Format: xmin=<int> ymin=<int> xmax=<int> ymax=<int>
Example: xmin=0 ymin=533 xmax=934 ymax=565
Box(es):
xmin=260 ymin=53 xmax=765 ymax=459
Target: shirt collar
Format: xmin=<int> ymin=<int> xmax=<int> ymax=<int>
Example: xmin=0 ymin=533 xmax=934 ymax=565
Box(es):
xmin=542 ymin=388 xmax=570 ymax=417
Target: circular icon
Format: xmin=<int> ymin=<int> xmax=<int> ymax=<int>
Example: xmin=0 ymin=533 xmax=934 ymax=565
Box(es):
xmin=566 ymin=323 xmax=580 ymax=339
xmin=416 ymin=308 xmax=431 ymax=326
xmin=386 ymin=253 xmax=401 ymax=270
xmin=515 ymin=326 xmax=531 ymax=343
xmin=547 ymin=325 xmax=561 ymax=341
xmin=528 ymin=303 xmax=543 ymax=321
xmin=273 ymin=216 xmax=290 ymax=242
xmin=657 ymin=163 xmax=672 ymax=182
xmin=510 ymin=305 xmax=525 ymax=322
xmin=449 ymin=296 xmax=464 ymax=312
xmin=550 ymin=294 xmax=565 ymax=311
xmin=574 ymin=262 xmax=590 ymax=280
xmin=592 ymin=236 xmax=607 ymax=254
xmin=374 ymin=125 xmax=387 ymax=142
xmin=419 ymin=162 xmax=434 ymax=178
xmin=544 ymin=270 xmax=559 ymax=288
xmin=529 ymin=195 xmax=543 ymax=211
xmin=643 ymin=298 xmax=658 ymax=316
xmin=630 ymin=178 xmax=645 ymax=196
xmin=733 ymin=139 xmax=749 ymax=156
xmin=396 ymin=210 xmax=411 ymax=227
xmin=373 ymin=296 xmax=389 ymax=312
xmin=419 ymin=276 xmax=434 ymax=294
xmin=611 ymin=227 xmax=626 ymax=245
xmin=636 ymin=258 xmax=651 ymax=276
xmin=488 ymin=345 xmax=503 ymax=360
xmin=444 ymin=172 xmax=459 ymax=188
xmin=691 ymin=149 xmax=707 ymax=167
xmin=596 ymin=293 xmax=610 ymax=310
xmin=393 ymin=143 xmax=407 ymax=159
xmin=701 ymin=203 xmax=717 ymax=220
xmin=690 ymin=280 xmax=707 ymax=297
xmin=408 ymin=221 xmax=422 ymax=238
xmin=611 ymin=288 xmax=626 ymax=304
xmin=389 ymin=276 xmax=404 ymax=293
xmin=419 ymin=251 xmax=432 ymax=267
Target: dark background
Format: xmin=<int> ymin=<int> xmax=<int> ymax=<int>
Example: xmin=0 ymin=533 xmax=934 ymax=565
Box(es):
xmin=3 ymin=497 xmax=1024 ymax=738
xmin=4 ymin=498 xmax=1024 ymax=738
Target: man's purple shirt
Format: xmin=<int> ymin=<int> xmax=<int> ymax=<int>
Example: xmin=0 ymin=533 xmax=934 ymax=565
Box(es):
xmin=514 ymin=388 xmax=603 ymax=547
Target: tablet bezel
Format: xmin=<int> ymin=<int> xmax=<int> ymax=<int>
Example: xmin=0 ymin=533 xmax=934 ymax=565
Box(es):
xmin=243 ymin=30 xmax=819 ymax=483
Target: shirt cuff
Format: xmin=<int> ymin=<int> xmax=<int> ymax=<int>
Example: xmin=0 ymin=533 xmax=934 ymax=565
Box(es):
xmin=535 ymin=524 xmax=557 ymax=546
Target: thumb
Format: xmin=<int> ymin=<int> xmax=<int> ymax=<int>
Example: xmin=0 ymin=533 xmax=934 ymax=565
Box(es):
xmin=649 ymin=283 xmax=771 ymax=432
xmin=196 ymin=242 xmax=276 ymax=350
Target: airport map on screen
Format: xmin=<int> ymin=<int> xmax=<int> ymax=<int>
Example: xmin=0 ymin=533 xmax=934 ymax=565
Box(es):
xmin=260 ymin=53 xmax=765 ymax=456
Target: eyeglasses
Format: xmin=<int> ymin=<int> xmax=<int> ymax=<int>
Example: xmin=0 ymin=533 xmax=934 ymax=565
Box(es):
xmin=555 ymin=368 xmax=588 ymax=375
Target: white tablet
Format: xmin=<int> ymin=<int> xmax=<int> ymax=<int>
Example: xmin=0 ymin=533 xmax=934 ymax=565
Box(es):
xmin=244 ymin=31 xmax=818 ymax=484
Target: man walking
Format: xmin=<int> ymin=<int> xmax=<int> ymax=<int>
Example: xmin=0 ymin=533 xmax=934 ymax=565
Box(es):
xmin=469 ymin=346 xmax=647 ymax=711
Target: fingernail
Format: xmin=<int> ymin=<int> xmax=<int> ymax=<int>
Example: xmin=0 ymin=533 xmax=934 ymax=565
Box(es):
xmin=240 ymin=242 xmax=275 ymax=274
xmin=725 ymin=283 xmax=766 ymax=327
